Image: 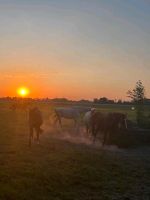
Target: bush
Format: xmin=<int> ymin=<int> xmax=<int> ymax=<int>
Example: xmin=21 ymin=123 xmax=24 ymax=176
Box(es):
xmin=107 ymin=129 xmax=150 ymax=148
xmin=138 ymin=116 xmax=150 ymax=129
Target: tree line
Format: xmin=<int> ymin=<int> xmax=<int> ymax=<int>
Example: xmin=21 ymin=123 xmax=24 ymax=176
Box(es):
xmin=0 ymin=80 xmax=149 ymax=106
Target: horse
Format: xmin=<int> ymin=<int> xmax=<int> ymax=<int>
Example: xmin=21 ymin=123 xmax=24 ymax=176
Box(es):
xmin=28 ymin=107 xmax=43 ymax=146
xmin=72 ymin=106 xmax=91 ymax=114
xmin=53 ymin=107 xmax=81 ymax=128
xmin=83 ymin=108 xmax=96 ymax=134
xmin=91 ymin=111 xmax=127 ymax=145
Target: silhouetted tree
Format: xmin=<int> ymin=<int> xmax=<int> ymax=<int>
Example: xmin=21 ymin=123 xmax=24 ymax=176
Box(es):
xmin=99 ymin=97 xmax=108 ymax=103
xmin=93 ymin=98 xmax=99 ymax=104
xmin=127 ymin=80 xmax=145 ymax=125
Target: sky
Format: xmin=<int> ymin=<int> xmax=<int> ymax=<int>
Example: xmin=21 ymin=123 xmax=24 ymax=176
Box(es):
xmin=0 ymin=0 xmax=150 ymax=100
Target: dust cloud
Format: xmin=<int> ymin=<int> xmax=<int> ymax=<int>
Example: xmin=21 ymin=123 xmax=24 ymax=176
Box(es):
xmin=41 ymin=119 xmax=122 ymax=152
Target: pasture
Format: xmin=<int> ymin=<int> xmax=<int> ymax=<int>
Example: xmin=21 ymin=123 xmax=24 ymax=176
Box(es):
xmin=0 ymin=101 xmax=150 ymax=200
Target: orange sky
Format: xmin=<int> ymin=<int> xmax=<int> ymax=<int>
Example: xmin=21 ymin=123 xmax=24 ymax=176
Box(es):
xmin=0 ymin=1 xmax=150 ymax=100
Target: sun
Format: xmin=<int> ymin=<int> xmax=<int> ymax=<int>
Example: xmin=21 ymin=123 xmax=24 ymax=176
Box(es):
xmin=17 ymin=87 xmax=30 ymax=97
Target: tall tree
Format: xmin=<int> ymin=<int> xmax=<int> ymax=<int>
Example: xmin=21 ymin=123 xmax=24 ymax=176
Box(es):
xmin=127 ymin=80 xmax=145 ymax=125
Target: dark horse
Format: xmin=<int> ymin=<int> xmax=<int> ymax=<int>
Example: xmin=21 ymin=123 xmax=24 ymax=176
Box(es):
xmin=29 ymin=107 xmax=43 ymax=146
xmin=91 ymin=112 xmax=127 ymax=145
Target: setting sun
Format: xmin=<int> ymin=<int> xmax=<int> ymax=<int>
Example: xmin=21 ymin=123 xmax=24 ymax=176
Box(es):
xmin=17 ymin=87 xmax=30 ymax=97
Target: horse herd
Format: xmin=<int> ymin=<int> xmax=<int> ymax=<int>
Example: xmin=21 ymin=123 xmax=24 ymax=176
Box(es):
xmin=28 ymin=106 xmax=128 ymax=147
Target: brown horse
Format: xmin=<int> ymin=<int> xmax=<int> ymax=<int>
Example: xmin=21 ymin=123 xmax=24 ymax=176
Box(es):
xmin=91 ymin=112 xmax=127 ymax=145
xmin=29 ymin=107 xmax=43 ymax=146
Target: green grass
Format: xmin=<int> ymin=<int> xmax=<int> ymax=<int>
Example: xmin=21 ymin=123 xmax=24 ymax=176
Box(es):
xmin=0 ymin=101 xmax=150 ymax=199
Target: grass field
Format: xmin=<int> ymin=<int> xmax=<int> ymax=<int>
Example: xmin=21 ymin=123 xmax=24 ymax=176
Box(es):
xmin=0 ymin=101 xmax=150 ymax=200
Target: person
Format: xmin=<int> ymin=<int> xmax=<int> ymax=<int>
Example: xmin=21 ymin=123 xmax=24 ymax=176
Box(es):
xmin=29 ymin=106 xmax=43 ymax=146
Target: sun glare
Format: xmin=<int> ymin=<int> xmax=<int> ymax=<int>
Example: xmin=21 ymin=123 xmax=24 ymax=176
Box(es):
xmin=17 ymin=87 xmax=30 ymax=97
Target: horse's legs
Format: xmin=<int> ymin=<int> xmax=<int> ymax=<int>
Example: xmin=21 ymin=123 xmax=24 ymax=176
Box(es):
xmin=92 ymin=125 xmax=97 ymax=144
xmin=57 ymin=116 xmax=62 ymax=128
xmin=74 ymin=118 xmax=80 ymax=133
xmin=86 ymin=124 xmax=89 ymax=134
xmin=35 ymin=126 xmax=40 ymax=144
xmin=54 ymin=113 xmax=62 ymax=128
xmin=29 ymin=126 xmax=34 ymax=147
xmin=103 ymin=131 xmax=109 ymax=146
xmin=53 ymin=115 xmax=58 ymax=126
xmin=93 ymin=133 xmax=97 ymax=144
